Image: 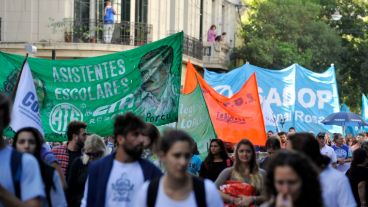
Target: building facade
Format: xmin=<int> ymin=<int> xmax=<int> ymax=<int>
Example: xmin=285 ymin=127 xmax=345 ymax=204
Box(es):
xmin=0 ymin=0 xmax=242 ymax=72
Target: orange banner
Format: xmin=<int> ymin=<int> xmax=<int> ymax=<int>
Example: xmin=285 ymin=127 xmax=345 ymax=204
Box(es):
xmin=184 ymin=62 xmax=267 ymax=145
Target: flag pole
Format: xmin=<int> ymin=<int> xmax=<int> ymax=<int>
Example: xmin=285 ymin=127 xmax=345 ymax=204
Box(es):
xmin=11 ymin=53 xmax=29 ymax=101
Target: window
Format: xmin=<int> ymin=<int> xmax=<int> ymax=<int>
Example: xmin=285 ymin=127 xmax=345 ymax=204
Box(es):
xmin=0 ymin=17 xmax=2 ymax=41
xmin=74 ymin=0 xmax=90 ymax=42
xmin=135 ymin=0 xmax=148 ymax=23
xmin=111 ymin=0 xmax=122 ymax=23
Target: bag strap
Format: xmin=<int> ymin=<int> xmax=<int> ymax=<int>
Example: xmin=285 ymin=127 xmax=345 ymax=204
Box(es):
xmin=192 ymin=176 xmax=207 ymax=207
xmin=11 ymin=150 xmax=23 ymax=199
xmin=147 ymin=177 xmax=160 ymax=207
xmin=147 ymin=176 xmax=207 ymax=207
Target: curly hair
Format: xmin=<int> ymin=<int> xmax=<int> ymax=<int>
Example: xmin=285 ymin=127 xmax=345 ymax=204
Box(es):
xmin=114 ymin=112 xmax=146 ymax=139
xmin=265 ymin=151 xmax=323 ymax=207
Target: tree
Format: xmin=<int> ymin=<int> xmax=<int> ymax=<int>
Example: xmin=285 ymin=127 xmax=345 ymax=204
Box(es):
xmin=319 ymin=0 xmax=368 ymax=112
xmin=238 ymin=0 xmax=342 ymax=71
xmin=236 ymin=0 xmax=368 ymax=112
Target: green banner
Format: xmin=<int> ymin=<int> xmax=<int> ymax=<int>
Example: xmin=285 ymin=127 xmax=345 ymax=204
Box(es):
xmin=0 ymin=32 xmax=183 ymax=141
xmin=177 ymin=84 xmax=216 ymax=159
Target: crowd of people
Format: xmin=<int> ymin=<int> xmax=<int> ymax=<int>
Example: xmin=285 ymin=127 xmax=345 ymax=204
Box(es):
xmin=1 ymin=92 xmax=368 ymax=207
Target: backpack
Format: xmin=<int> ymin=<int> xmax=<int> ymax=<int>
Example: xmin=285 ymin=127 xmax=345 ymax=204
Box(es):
xmin=147 ymin=176 xmax=207 ymax=207
xmin=10 ymin=149 xmax=23 ymax=199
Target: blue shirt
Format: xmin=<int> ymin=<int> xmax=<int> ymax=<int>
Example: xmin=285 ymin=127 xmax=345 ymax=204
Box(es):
xmin=332 ymin=144 xmax=352 ymax=159
xmin=0 ymin=147 xmax=45 ymax=206
xmin=188 ymin=155 xmax=202 ymax=175
xmin=104 ymin=7 xmax=115 ymax=24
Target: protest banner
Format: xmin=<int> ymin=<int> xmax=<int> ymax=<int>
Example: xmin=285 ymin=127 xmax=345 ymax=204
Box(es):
xmin=10 ymin=60 xmax=44 ymax=136
xmin=178 ymin=62 xmax=216 ymax=158
xmin=0 ymin=32 xmax=183 ymax=141
xmin=205 ymin=63 xmax=341 ymax=134
xmin=186 ymin=62 xmax=266 ymax=145
xmin=177 ymin=62 xmax=216 ymax=159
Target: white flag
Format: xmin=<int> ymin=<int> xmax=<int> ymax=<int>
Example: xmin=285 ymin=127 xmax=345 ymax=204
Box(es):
xmin=10 ymin=61 xmax=44 ymax=136
xmin=262 ymin=100 xmax=279 ymax=130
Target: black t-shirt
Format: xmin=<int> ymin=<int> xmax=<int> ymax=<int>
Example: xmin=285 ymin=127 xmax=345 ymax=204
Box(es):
xmin=199 ymin=159 xmax=233 ymax=182
xmin=346 ymin=165 xmax=368 ymax=206
xmin=67 ymin=158 xmax=88 ymax=207
xmin=66 ymin=149 xmax=81 ymax=180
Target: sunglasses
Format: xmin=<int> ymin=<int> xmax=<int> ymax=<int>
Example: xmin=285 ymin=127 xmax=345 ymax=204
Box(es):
xmin=85 ymin=151 xmax=104 ymax=157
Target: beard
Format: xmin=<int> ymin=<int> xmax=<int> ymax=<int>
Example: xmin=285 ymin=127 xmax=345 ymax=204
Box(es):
xmin=123 ymin=144 xmax=143 ymax=160
xmin=77 ymin=138 xmax=85 ymax=150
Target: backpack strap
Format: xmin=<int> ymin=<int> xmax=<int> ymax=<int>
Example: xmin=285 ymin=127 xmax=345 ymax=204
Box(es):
xmin=147 ymin=177 xmax=161 ymax=207
xmin=147 ymin=176 xmax=207 ymax=207
xmin=192 ymin=176 xmax=207 ymax=207
xmin=10 ymin=150 xmax=23 ymax=199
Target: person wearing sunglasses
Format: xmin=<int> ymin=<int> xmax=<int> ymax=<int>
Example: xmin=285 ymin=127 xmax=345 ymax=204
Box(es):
xmin=67 ymin=134 xmax=106 ymax=207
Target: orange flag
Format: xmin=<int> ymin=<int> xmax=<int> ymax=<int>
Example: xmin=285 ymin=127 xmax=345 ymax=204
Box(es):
xmin=184 ymin=62 xmax=267 ymax=145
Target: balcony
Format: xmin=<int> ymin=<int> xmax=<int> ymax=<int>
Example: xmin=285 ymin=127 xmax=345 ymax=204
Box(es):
xmin=64 ymin=19 xmax=153 ymax=46
xmin=183 ymin=35 xmax=203 ymax=60
xmin=203 ymin=42 xmax=231 ymax=70
xmin=0 ymin=19 xmax=153 ymax=58
xmin=182 ymin=34 xmax=230 ymax=70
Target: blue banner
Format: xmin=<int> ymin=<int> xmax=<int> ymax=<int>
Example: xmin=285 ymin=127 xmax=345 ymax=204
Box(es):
xmin=204 ymin=63 xmax=342 ymax=134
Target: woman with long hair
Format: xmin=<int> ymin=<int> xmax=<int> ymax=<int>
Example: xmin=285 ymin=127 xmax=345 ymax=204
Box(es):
xmin=263 ymin=150 xmax=323 ymax=207
xmin=215 ymin=139 xmax=265 ymax=206
xmin=288 ymin=132 xmax=357 ymax=207
xmin=346 ymin=148 xmax=368 ymax=207
xmin=67 ymin=134 xmax=106 ymax=207
xmin=13 ymin=127 xmax=66 ymax=207
xmin=199 ymin=139 xmax=233 ymax=181
xmin=133 ymin=129 xmax=223 ymax=207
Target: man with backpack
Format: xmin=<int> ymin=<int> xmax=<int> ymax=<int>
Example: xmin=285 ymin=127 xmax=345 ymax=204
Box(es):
xmin=0 ymin=93 xmax=45 ymax=207
xmin=81 ymin=112 xmax=162 ymax=207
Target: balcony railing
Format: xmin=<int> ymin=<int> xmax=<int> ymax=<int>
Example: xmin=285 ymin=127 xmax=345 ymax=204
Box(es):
xmin=183 ymin=35 xmax=203 ymax=60
xmin=63 ymin=20 xmax=152 ymax=46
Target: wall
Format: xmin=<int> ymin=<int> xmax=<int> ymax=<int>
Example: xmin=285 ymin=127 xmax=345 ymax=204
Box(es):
xmin=0 ymin=0 xmax=74 ymax=42
xmin=0 ymin=0 xmax=240 ymax=48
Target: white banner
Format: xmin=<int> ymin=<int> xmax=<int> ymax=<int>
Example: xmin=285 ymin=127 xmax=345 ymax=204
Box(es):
xmin=10 ymin=61 xmax=44 ymax=136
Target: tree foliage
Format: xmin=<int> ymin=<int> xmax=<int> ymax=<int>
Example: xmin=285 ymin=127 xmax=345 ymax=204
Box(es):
xmin=237 ymin=0 xmax=368 ymax=112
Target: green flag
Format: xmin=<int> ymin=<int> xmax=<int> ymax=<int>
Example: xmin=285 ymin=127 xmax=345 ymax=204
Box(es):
xmin=177 ymin=84 xmax=216 ymax=159
xmin=0 ymin=32 xmax=183 ymax=141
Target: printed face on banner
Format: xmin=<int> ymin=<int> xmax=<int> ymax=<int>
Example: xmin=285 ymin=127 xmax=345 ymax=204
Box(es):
xmin=135 ymin=46 xmax=180 ymax=123
xmin=0 ymin=33 xmax=183 ymax=141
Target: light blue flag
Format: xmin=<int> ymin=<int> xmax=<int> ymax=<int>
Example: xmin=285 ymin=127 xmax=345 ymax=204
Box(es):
xmin=362 ymin=94 xmax=368 ymax=121
xmin=362 ymin=94 xmax=368 ymax=132
xmin=340 ymin=103 xmax=357 ymax=136
xmin=204 ymin=63 xmax=342 ymax=134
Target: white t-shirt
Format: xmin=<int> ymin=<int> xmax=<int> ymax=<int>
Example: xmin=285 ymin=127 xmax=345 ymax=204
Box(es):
xmin=133 ymin=178 xmax=224 ymax=207
xmin=320 ymin=145 xmax=337 ymax=163
xmin=104 ymin=160 xmax=144 ymax=207
xmin=319 ymin=166 xmax=356 ymax=207
xmin=0 ymin=146 xmax=45 ymax=207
